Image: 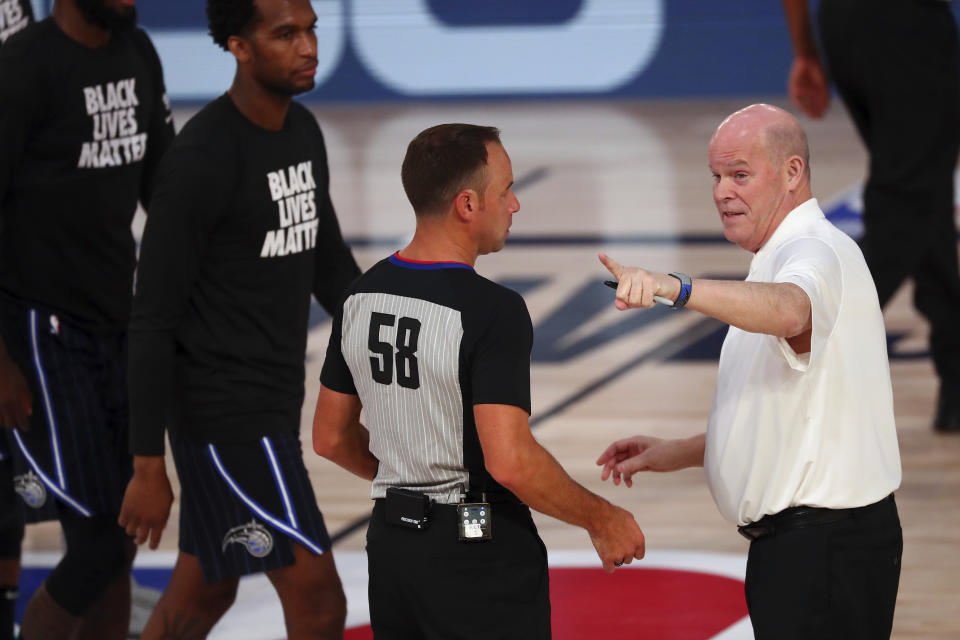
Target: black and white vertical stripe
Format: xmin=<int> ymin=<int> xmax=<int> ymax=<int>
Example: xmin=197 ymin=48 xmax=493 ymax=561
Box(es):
xmin=342 ymin=292 xmax=467 ymax=502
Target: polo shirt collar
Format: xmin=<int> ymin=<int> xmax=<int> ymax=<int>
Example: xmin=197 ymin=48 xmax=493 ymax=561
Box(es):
xmin=754 ymin=197 xmax=823 ymax=262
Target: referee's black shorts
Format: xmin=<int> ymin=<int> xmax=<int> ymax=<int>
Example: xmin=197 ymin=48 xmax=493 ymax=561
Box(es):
xmin=171 ymin=429 xmax=333 ymax=584
xmin=367 ymin=499 xmax=551 ymax=640
xmin=0 ymin=300 xmax=129 ymax=522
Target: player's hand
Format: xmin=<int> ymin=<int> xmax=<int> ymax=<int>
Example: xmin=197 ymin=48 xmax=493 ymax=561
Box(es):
xmin=597 ymin=435 xmax=703 ymax=487
xmin=119 ymin=456 xmax=173 ymax=550
xmin=0 ymin=348 xmax=32 ymax=430
xmin=588 ymin=503 xmax=645 ymax=574
xmin=599 ymin=253 xmax=675 ymax=310
xmin=788 ymin=56 xmax=829 ymax=119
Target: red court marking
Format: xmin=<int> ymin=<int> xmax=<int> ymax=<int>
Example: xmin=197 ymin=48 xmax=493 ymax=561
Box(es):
xmin=345 ymin=567 xmax=747 ymax=639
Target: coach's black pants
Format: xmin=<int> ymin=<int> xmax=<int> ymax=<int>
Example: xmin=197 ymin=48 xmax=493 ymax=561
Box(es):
xmin=745 ymin=496 xmax=902 ymax=639
xmin=818 ymin=0 xmax=960 ymax=384
xmin=367 ymin=499 xmax=551 ymax=640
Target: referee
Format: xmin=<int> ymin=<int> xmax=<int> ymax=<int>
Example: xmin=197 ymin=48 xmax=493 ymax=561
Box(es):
xmin=314 ymin=124 xmax=646 ymax=639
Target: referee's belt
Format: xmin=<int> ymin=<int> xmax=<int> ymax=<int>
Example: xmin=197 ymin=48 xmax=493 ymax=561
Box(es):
xmin=421 ymin=490 xmax=521 ymax=505
xmin=462 ymin=490 xmax=521 ymax=505
xmin=737 ymin=494 xmax=894 ymax=541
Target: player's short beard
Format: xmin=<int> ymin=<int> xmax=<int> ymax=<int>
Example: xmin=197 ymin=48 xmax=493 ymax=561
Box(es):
xmin=75 ymin=0 xmax=137 ymax=31
xmin=252 ymin=65 xmax=315 ymax=98
xmin=262 ymin=76 xmax=315 ymax=98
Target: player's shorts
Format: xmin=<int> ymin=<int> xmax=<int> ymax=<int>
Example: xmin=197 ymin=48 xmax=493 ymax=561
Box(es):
xmin=170 ymin=428 xmax=333 ymax=584
xmin=366 ymin=499 xmax=552 ymax=639
xmin=0 ymin=300 xmax=130 ymax=522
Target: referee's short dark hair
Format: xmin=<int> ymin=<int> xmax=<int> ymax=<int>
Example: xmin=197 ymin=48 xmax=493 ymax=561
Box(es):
xmin=402 ymin=124 xmax=502 ymax=218
xmin=207 ymin=0 xmax=262 ymax=51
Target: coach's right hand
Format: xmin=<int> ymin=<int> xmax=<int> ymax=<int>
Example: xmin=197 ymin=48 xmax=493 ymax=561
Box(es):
xmin=119 ymin=455 xmax=173 ymax=549
xmin=588 ymin=502 xmax=645 ymax=574
xmin=0 ymin=343 xmax=32 ymax=430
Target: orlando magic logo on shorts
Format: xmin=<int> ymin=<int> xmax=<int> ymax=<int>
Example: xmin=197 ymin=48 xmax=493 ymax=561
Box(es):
xmin=222 ymin=520 xmax=274 ymax=558
xmin=14 ymin=470 xmax=47 ymax=509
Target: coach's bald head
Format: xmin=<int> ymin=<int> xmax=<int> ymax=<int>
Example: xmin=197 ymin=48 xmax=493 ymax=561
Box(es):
xmin=708 ymin=104 xmax=813 ymax=252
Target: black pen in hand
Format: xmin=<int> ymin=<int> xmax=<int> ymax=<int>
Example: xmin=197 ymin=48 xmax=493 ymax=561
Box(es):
xmin=603 ymin=280 xmax=674 ymax=306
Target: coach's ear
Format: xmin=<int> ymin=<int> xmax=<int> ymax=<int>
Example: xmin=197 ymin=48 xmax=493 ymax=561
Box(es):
xmin=784 ymin=154 xmax=805 ymax=192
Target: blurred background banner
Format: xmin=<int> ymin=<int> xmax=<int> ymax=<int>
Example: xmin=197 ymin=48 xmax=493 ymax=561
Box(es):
xmin=27 ymin=0 xmax=818 ymax=101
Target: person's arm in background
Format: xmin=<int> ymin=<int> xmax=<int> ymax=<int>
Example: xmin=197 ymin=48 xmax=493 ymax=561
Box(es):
xmin=783 ymin=0 xmax=830 ymax=119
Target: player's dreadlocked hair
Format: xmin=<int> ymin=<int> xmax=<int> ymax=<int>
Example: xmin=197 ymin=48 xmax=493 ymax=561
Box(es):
xmin=207 ymin=0 xmax=262 ymax=51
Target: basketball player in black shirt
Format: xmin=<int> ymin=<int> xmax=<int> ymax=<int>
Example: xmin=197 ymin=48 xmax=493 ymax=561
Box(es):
xmin=118 ymin=1 xmax=359 ymax=638
xmin=314 ymin=124 xmax=647 ymax=638
xmin=0 ymin=0 xmax=174 ymax=638
xmin=0 ymin=4 xmax=34 ymax=638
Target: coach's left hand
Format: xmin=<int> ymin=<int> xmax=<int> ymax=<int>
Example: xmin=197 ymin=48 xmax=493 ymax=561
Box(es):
xmin=119 ymin=455 xmax=173 ymax=549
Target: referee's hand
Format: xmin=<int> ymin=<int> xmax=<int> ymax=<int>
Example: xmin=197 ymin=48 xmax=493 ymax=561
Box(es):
xmin=119 ymin=455 xmax=173 ymax=550
xmin=588 ymin=503 xmax=645 ymax=574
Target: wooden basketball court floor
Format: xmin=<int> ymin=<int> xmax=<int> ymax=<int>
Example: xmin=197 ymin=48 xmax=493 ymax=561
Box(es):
xmin=21 ymin=98 xmax=960 ymax=638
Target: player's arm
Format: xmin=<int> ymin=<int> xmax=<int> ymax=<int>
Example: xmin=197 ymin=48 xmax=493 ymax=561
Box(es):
xmin=136 ymin=29 xmax=175 ymax=208
xmin=312 ymin=385 xmax=378 ymax=480
xmin=309 ymin=127 xmax=361 ymax=313
xmin=475 ymin=404 xmax=645 ymax=573
xmin=0 ymin=40 xmax=36 ymax=430
xmin=120 ymin=145 xmax=228 ymax=548
xmin=600 ymin=253 xmax=812 ymax=342
xmin=782 ymin=0 xmax=829 ymax=119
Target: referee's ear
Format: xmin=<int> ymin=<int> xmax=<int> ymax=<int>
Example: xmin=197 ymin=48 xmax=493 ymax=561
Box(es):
xmin=453 ymin=188 xmax=480 ymax=222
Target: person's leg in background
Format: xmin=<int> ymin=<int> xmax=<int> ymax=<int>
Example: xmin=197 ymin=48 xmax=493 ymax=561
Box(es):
xmin=819 ymin=0 xmax=960 ymax=429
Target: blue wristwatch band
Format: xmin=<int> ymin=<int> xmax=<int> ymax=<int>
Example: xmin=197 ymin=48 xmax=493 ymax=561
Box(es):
xmin=668 ymin=272 xmax=692 ymax=309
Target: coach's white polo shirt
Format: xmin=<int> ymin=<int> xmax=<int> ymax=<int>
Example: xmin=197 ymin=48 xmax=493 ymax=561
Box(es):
xmin=704 ymin=198 xmax=902 ymax=525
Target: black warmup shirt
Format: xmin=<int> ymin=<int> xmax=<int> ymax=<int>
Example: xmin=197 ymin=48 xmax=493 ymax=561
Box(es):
xmin=0 ymin=0 xmax=32 ymax=44
xmin=321 ymin=253 xmax=533 ymax=503
xmin=129 ymin=95 xmax=360 ymax=455
xmin=0 ymin=18 xmax=174 ymax=331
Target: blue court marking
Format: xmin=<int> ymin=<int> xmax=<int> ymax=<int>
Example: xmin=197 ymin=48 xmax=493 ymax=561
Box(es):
xmin=261 ymin=436 xmax=299 ymax=531
xmin=207 ymin=444 xmax=324 ymax=555
xmin=27 ymin=310 xmax=66 ymax=489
